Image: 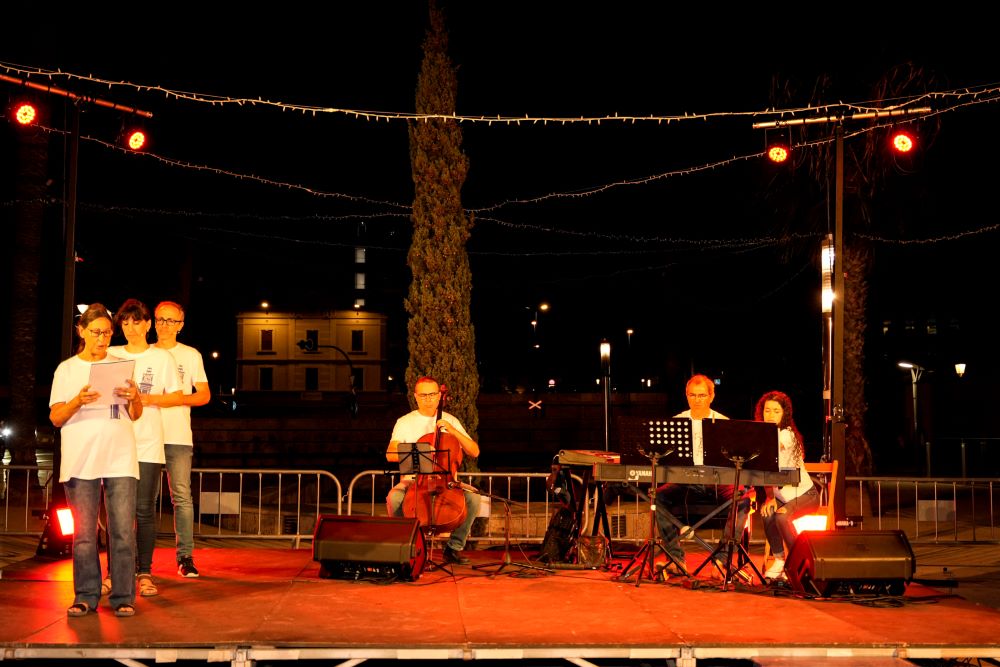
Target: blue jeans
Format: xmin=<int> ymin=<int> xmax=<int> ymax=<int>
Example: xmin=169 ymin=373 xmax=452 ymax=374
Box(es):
xmin=387 ymin=480 xmax=481 ymax=552
xmin=164 ymin=444 xmax=194 ymax=561
xmin=763 ymin=485 xmax=821 ymax=558
xmin=136 ymin=461 xmax=163 ymax=574
xmin=64 ymin=476 xmax=136 ymax=609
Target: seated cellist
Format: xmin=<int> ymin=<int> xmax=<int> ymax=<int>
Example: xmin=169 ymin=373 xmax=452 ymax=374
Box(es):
xmin=385 ymin=376 xmax=481 ymax=565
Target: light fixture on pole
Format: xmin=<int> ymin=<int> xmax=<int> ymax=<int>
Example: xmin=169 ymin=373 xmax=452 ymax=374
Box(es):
xmin=600 ymin=339 xmax=611 ymax=451
xmin=898 ymin=361 xmax=927 ymax=475
xmin=820 ymin=233 xmax=835 ymax=461
xmin=954 ymin=363 xmax=966 ymax=378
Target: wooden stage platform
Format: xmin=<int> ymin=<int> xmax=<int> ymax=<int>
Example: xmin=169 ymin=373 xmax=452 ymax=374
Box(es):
xmin=1 ymin=535 xmax=999 ymax=667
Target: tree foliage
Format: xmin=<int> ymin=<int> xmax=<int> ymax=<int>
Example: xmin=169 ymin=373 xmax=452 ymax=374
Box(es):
xmin=405 ymin=1 xmax=480 ymax=467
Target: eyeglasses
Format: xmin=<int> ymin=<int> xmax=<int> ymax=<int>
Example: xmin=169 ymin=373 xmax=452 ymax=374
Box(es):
xmin=687 ymin=393 xmax=710 ymax=400
xmin=85 ymin=329 xmax=113 ymax=338
xmin=416 ymin=392 xmax=440 ymax=399
xmin=155 ymin=318 xmax=184 ymax=326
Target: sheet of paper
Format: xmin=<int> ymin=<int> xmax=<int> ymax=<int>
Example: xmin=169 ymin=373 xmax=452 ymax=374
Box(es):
xmin=88 ymin=359 xmax=136 ymax=406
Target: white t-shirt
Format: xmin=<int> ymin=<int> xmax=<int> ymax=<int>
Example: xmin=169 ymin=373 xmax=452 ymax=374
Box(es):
xmin=774 ymin=427 xmax=815 ymax=502
xmin=108 ymin=345 xmax=182 ymax=464
xmin=673 ymin=409 xmax=729 ymax=466
xmin=49 ymin=355 xmax=139 ymax=482
xmin=157 ymin=342 xmax=209 ymax=446
xmin=391 ymin=410 xmax=470 ymax=444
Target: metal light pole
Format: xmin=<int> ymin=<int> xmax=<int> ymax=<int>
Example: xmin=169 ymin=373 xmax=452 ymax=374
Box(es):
xmin=898 ymin=362 xmax=925 ymax=475
xmin=600 ymin=339 xmax=611 ymax=451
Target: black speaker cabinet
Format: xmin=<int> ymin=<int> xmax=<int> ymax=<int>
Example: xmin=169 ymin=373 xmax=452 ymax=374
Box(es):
xmin=786 ymin=530 xmax=915 ymax=597
xmin=312 ymin=515 xmax=426 ymax=582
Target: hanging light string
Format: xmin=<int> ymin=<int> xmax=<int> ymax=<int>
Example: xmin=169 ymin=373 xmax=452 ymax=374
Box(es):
xmin=30 ymin=122 xmax=411 ymax=210
xmin=2 ymin=60 xmax=998 ymax=125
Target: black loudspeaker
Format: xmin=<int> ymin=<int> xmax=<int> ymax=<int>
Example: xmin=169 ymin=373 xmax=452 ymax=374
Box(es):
xmin=312 ymin=515 xmax=426 ymax=582
xmin=786 ymin=530 xmax=916 ymax=597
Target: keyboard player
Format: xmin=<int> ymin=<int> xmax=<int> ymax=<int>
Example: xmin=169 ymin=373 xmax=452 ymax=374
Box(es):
xmin=654 ymin=374 xmax=750 ymax=574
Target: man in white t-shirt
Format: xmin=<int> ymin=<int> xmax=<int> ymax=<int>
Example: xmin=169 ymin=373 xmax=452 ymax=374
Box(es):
xmin=154 ymin=301 xmax=210 ymax=578
xmin=385 ymin=377 xmax=481 ymax=565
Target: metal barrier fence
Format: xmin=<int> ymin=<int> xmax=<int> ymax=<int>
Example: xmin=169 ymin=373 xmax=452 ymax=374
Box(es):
xmin=4 ymin=463 xmax=999 ymax=546
xmin=849 ymin=476 xmax=998 ymax=544
xmin=346 ymin=470 xmax=580 ymax=544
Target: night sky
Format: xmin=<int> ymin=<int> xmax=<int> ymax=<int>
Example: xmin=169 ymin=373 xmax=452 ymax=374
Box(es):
xmin=3 ymin=6 xmax=999 ymax=452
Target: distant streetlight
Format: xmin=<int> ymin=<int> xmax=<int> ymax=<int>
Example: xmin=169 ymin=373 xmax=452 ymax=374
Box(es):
xmin=898 ymin=361 xmax=927 ymax=475
xmin=954 ymin=363 xmax=967 ymax=378
xmin=626 ymin=328 xmax=634 ymax=344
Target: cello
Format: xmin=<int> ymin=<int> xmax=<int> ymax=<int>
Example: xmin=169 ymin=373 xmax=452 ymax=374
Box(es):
xmin=401 ymin=385 xmax=468 ymax=534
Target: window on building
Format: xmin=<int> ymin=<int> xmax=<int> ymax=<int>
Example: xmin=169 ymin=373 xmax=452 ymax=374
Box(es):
xmin=352 ymin=368 xmax=364 ymax=391
xmin=259 ymin=367 xmax=273 ymax=391
xmin=353 ymin=298 xmax=365 ymax=308
xmin=355 ymin=272 xmax=366 ymax=290
xmin=351 ymin=329 xmax=364 ymax=353
xmin=354 ymin=247 xmax=366 ymax=264
xmin=926 ymin=319 xmax=937 ymax=335
xmin=305 ymin=367 xmax=319 ymax=391
xmin=260 ymin=329 xmax=274 ymax=352
xmin=305 ymin=329 xmax=319 ymax=352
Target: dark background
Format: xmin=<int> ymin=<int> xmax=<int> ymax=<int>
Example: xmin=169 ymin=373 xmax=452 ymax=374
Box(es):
xmin=2 ymin=5 xmax=998 ymax=468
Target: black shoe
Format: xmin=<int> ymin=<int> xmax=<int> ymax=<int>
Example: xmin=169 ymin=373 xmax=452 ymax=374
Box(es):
xmin=442 ymin=547 xmax=470 ymax=565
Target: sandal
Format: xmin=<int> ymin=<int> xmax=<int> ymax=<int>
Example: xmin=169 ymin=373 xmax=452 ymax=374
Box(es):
xmin=66 ymin=602 xmax=90 ymax=617
xmin=137 ymin=574 xmax=159 ymax=597
xmin=114 ymin=603 xmax=136 ymax=618
xmin=101 ymin=577 xmax=112 ymax=597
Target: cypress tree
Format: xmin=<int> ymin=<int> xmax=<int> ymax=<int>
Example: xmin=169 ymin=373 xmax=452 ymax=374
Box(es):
xmin=406 ymin=1 xmax=480 ymax=470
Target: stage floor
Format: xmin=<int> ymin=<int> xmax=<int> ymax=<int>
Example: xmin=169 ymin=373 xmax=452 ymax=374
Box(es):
xmin=1 ymin=537 xmax=999 ymax=666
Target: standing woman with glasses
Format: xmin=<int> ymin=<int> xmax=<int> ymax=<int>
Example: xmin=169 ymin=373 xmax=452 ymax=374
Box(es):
xmin=49 ymin=303 xmax=142 ymax=617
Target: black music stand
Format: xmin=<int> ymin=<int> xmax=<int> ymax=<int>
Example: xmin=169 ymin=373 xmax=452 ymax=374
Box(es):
xmin=397 ymin=442 xmax=458 ymax=574
xmin=473 ymin=489 xmax=554 ymax=577
xmin=692 ymin=421 xmax=778 ymax=589
xmin=617 ymin=419 xmax=694 ymax=586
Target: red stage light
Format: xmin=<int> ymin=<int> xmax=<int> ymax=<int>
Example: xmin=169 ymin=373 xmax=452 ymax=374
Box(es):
xmin=126 ymin=130 xmax=147 ymax=151
xmin=55 ymin=507 xmax=75 ymax=536
xmin=891 ymin=130 xmax=915 ymax=153
xmin=767 ymin=145 xmax=789 ymax=163
xmin=14 ymin=102 xmax=37 ymax=125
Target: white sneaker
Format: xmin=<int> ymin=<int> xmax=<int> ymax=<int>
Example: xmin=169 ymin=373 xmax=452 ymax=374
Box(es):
xmin=764 ymin=558 xmax=786 ymax=580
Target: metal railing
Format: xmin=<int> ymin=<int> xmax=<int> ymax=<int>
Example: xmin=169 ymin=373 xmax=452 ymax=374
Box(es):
xmin=848 ymin=476 xmax=998 ymax=543
xmin=4 ymin=463 xmax=999 ymax=546
xmin=346 ymin=470 xmax=579 ymax=544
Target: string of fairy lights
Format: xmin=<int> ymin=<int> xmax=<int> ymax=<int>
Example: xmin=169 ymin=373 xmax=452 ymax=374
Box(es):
xmin=4 ymin=60 xmax=1000 ymax=257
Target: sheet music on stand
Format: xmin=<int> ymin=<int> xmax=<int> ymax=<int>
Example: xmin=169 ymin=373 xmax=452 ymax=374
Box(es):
xmin=617 ymin=417 xmax=694 ymax=464
xmin=396 ymin=442 xmax=436 ymax=475
xmin=701 ymin=420 xmax=780 ymax=471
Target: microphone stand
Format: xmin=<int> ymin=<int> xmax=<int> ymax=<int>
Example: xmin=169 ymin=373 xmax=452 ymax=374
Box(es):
xmin=468 ymin=483 xmax=554 ymax=577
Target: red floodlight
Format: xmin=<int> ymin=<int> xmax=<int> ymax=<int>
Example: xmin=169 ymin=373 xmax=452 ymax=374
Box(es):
xmin=766 ymin=129 xmax=791 ymax=164
xmin=891 ymin=128 xmax=915 ymax=153
xmin=36 ymin=505 xmax=74 ymax=559
xmin=125 ymin=129 xmax=147 ymax=151
xmin=55 ymin=507 xmax=76 ymax=536
xmin=13 ymin=101 xmax=38 ymax=125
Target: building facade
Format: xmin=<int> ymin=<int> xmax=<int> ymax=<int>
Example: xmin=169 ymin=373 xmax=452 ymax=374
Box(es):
xmin=235 ymin=309 xmax=388 ymax=398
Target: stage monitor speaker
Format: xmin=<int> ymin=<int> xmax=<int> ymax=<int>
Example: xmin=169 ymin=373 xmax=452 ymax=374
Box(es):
xmin=312 ymin=515 xmax=426 ymax=582
xmin=786 ymin=530 xmax=915 ymax=597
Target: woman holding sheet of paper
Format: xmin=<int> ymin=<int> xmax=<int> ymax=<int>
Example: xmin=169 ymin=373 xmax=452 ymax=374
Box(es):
xmin=49 ymin=303 xmax=142 ymax=618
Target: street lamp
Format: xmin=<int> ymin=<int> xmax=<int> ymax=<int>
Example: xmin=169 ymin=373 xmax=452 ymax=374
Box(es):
xmin=297 ymin=339 xmax=358 ymax=417
xmin=600 ymin=339 xmax=611 ymax=451
xmin=898 ymin=361 xmax=927 ymax=475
